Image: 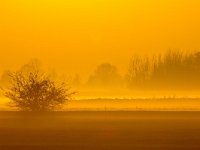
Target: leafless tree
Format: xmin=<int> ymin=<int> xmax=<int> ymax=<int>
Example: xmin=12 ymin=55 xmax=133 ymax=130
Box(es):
xmin=3 ymin=62 xmax=75 ymax=111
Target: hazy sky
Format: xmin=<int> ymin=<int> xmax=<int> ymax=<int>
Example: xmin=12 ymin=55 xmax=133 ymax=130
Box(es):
xmin=1 ymin=0 xmax=200 ymax=80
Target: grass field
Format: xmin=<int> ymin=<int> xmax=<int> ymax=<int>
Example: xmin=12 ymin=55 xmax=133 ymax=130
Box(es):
xmin=1 ymin=97 xmax=200 ymax=111
xmin=0 ymin=111 xmax=200 ymax=150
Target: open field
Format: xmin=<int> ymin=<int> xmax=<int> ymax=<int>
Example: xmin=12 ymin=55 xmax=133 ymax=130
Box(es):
xmin=1 ymin=97 xmax=200 ymax=111
xmin=0 ymin=111 xmax=200 ymax=150
xmin=64 ymin=98 xmax=200 ymax=111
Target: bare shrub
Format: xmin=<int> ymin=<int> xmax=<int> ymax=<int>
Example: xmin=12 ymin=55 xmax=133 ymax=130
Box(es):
xmin=3 ymin=61 xmax=75 ymax=111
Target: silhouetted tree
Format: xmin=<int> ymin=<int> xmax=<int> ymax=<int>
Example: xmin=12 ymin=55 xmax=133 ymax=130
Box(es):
xmin=3 ymin=61 xmax=75 ymax=111
xmin=72 ymin=74 xmax=81 ymax=87
xmin=127 ymin=50 xmax=200 ymax=90
xmin=87 ymin=63 xmax=122 ymax=88
xmin=126 ymin=55 xmax=153 ymax=88
xmin=0 ymin=70 xmax=11 ymax=88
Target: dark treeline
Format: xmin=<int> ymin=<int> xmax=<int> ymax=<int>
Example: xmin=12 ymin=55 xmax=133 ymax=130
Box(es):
xmin=87 ymin=63 xmax=123 ymax=88
xmin=1 ymin=51 xmax=200 ymax=91
xmin=126 ymin=50 xmax=200 ymax=90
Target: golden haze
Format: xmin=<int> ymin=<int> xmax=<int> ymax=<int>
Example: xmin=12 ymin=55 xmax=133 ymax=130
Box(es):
xmin=1 ymin=0 xmax=200 ymax=80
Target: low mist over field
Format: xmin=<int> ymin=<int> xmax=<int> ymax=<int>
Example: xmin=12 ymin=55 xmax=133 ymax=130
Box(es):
xmin=1 ymin=0 xmax=200 ymax=149
xmin=1 ymin=51 xmax=200 ymax=111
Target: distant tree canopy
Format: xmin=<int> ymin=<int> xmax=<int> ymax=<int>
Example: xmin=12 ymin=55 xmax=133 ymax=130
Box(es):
xmin=87 ymin=63 xmax=122 ymax=88
xmin=0 ymin=70 xmax=11 ymax=88
xmin=2 ymin=60 xmax=75 ymax=111
xmin=127 ymin=50 xmax=200 ymax=90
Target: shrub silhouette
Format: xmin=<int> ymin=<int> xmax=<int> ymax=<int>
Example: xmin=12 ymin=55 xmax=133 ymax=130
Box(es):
xmin=3 ymin=62 xmax=75 ymax=111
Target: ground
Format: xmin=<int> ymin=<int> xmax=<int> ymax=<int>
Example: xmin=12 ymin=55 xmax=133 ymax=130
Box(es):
xmin=0 ymin=111 xmax=200 ymax=150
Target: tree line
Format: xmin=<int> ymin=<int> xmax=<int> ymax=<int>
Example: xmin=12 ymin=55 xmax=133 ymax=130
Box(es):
xmin=126 ymin=50 xmax=200 ymax=90
xmin=79 ymin=50 xmax=200 ymax=90
xmin=1 ymin=50 xmax=200 ymax=111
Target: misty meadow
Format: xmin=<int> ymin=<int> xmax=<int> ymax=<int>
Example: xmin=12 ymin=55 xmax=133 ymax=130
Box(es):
xmin=1 ymin=0 xmax=200 ymax=149
xmin=0 ymin=50 xmax=200 ymax=149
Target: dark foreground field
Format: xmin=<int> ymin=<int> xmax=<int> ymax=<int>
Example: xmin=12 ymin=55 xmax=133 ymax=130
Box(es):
xmin=0 ymin=111 xmax=200 ymax=150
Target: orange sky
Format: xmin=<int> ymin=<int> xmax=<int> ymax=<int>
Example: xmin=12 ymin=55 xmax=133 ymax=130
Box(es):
xmin=1 ymin=0 xmax=200 ymax=80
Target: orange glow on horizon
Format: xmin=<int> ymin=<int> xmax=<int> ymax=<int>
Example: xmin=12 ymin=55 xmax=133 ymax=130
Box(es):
xmin=1 ymin=0 xmax=200 ymax=80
